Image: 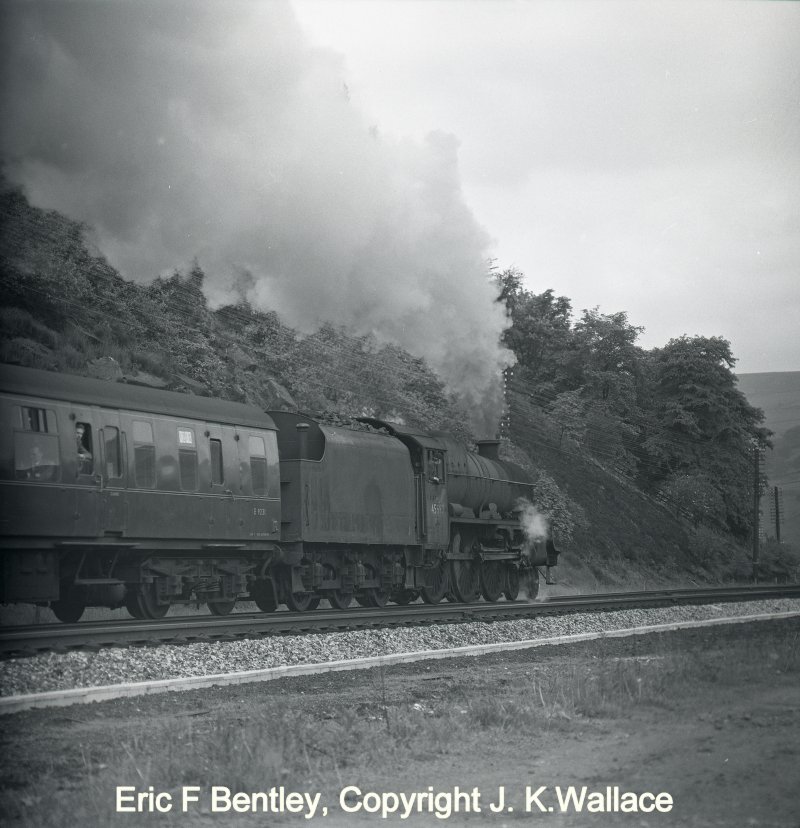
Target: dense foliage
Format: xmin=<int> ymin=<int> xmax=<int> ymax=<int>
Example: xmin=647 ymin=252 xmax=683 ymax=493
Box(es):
xmin=496 ymin=268 xmax=771 ymax=540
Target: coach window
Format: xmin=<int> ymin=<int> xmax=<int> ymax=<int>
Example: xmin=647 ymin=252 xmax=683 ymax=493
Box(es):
xmin=178 ymin=428 xmax=198 ymax=491
xmin=104 ymin=427 xmax=121 ymax=479
xmin=133 ymin=420 xmax=156 ymax=488
xmin=75 ymin=422 xmax=94 ymax=475
xmin=14 ymin=431 xmax=60 ymax=481
xmin=21 ymin=406 xmax=52 ymax=432
xmin=210 ymin=438 xmax=224 ymax=485
xmin=249 ymin=435 xmax=268 ymax=496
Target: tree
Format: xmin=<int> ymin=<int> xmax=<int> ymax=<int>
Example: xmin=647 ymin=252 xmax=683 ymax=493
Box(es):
xmin=495 ymin=268 xmax=572 ymax=386
xmin=642 ymin=335 xmax=770 ymax=538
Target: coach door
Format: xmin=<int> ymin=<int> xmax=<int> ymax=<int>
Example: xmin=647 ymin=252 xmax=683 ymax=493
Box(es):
xmin=422 ymin=448 xmax=449 ymax=548
xmin=69 ymin=405 xmax=101 ymax=536
xmin=99 ymin=414 xmax=126 ymax=535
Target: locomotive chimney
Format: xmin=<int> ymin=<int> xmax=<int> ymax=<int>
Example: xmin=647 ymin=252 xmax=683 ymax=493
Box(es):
xmin=296 ymin=422 xmax=310 ymax=460
xmin=476 ymin=439 xmax=500 ymax=461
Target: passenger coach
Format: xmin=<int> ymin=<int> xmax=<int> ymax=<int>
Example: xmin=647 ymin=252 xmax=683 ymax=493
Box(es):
xmin=0 ymin=364 xmax=282 ymax=621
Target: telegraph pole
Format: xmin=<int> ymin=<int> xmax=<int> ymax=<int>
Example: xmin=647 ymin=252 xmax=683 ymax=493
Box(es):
xmin=752 ymin=445 xmax=761 ymax=582
xmin=773 ymin=486 xmax=782 ymax=543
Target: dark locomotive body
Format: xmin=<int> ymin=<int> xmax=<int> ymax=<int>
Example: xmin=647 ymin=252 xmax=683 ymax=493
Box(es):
xmin=0 ymin=365 xmax=558 ymax=621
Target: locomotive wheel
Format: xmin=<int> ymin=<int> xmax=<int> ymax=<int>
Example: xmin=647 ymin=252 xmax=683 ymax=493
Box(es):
xmin=420 ymin=557 xmax=449 ymax=604
xmin=524 ymin=567 xmax=540 ymax=600
xmin=286 ymin=591 xmax=320 ymax=612
xmin=126 ymin=584 xmax=169 ymax=619
xmin=503 ymin=565 xmax=521 ymax=601
xmin=390 ymin=589 xmax=418 ymax=605
xmin=450 ymin=558 xmax=480 ymax=603
xmin=50 ymin=589 xmax=86 ymax=624
xmin=479 ymin=561 xmax=505 ymax=603
xmin=365 ymin=588 xmax=390 ymax=608
xmin=251 ymin=580 xmax=278 ymax=613
xmin=208 ymin=600 xmax=236 ymax=616
xmin=327 ymin=589 xmax=354 ymax=610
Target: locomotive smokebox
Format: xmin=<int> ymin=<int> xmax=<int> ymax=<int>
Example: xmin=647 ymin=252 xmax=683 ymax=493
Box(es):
xmin=476 ymin=439 xmax=500 ymax=461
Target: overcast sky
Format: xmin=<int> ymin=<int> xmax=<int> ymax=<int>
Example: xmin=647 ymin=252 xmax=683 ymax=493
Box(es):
xmin=2 ymin=0 xmax=798 ymax=385
xmin=293 ymin=0 xmax=800 ymax=374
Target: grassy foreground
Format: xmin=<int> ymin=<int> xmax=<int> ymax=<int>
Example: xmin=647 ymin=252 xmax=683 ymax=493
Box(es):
xmin=0 ymin=621 xmax=798 ymax=826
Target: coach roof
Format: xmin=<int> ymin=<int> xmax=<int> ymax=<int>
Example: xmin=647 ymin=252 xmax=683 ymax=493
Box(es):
xmin=0 ymin=364 xmax=276 ymax=431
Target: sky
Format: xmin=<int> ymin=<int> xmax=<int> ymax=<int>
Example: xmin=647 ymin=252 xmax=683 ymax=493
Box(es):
xmin=291 ymin=0 xmax=800 ymax=376
xmin=0 ymin=1 xmax=798 ymax=424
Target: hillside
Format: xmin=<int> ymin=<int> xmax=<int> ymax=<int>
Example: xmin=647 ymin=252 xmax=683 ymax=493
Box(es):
xmin=0 ymin=180 xmax=794 ymax=584
xmin=736 ymin=372 xmax=800 ymax=438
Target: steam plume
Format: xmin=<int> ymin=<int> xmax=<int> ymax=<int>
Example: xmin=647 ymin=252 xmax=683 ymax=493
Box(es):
xmin=517 ymin=499 xmax=551 ymax=545
xmin=0 ymin=1 xmax=510 ymax=434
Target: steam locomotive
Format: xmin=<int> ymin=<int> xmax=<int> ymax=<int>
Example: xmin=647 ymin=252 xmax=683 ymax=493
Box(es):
xmin=0 ymin=364 xmax=558 ymax=622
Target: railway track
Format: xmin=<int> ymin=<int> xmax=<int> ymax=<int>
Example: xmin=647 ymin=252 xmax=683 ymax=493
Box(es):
xmin=2 ymin=583 xmax=799 ymax=658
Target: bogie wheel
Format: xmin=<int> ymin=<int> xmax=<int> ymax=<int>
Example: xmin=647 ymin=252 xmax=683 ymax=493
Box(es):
xmin=420 ymin=557 xmax=449 ymax=604
xmin=503 ymin=565 xmax=521 ymax=601
xmin=250 ymin=581 xmax=278 ymax=613
xmin=126 ymin=584 xmax=169 ymax=619
xmin=480 ymin=560 xmax=505 ymax=602
xmin=125 ymin=587 xmax=145 ymax=619
xmin=50 ymin=589 xmax=86 ymax=623
xmin=208 ymin=600 xmax=236 ymax=616
xmin=286 ymin=592 xmax=320 ymax=612
xmin=327 ymin=589 xmax=354 ymax=610
xmin=391 ymin=589 xmax=418 ymax=605
xmin=366 ymin=588 xmax=390 ymax=608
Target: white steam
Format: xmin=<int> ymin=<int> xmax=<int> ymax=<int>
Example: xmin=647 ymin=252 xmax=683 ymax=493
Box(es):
xmin=0 ymin=1 xmax=511 ymax=434
xmin=516 ymin=498 xmax=551 ymax=545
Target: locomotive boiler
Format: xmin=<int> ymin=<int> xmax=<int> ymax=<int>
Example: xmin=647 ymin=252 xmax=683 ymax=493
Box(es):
xmin=0 ymin=365 xmax=558 ymax=621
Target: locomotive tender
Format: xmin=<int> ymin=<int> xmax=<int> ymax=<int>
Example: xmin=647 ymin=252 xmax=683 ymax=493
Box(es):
xmin=0 ymin=364 xmax=558 ymax=622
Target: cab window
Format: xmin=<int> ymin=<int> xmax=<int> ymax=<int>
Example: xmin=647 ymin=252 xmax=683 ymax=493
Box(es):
xmin=427 ymin=449 xmax=444 ymax=484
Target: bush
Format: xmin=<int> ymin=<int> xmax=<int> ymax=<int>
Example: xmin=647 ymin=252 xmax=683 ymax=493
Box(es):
xmin=757 ymin=539 xmax=800 ymax=583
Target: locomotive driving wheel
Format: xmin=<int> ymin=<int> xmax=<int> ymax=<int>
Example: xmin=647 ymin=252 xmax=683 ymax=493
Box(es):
xmin=503 ymin=564 xmax=521 ymax=601
xmin=479 ymin=560 xmax=505 ymax=602
xmin=450 ymin=559 xmax=480 ymax=603
xmin=450 ymin=533 xmax=480 ymax=603
xmin=420 ymin=555 xmax=449 ymax=604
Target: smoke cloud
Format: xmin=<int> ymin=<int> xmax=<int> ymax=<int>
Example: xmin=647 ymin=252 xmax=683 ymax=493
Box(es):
xmin=0 ymin=1 xmax=510 ymax=433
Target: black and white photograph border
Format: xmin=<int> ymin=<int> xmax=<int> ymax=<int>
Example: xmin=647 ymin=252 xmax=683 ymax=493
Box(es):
xmin=1 ymin=1 xmax=799 ymax=826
